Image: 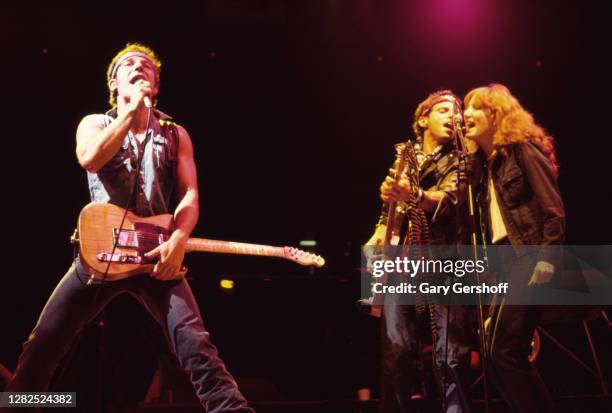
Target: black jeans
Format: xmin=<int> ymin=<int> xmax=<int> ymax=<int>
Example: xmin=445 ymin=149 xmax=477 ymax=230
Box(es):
xmin=487 ymin=246 xmax=556 ymax=413
xmin=6 ymin=260 xmax=254 ymax=413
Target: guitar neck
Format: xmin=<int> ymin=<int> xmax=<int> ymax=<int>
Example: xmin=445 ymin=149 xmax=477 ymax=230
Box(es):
xmin=185 ymin=238 xmax=286 ymax=259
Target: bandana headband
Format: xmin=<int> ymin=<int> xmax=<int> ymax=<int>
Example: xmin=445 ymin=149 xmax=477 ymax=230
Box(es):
xmin=110 ymin=52 xmax=156 ymax=80
xmin=420 ymin=95 xmax=462 ymax=118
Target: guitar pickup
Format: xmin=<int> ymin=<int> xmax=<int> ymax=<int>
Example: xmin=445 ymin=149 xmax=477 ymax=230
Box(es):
xmin=97 ymin=252 xmax=144 ymax=264
xmin=113 ymin=228 xmax=139 ymax=248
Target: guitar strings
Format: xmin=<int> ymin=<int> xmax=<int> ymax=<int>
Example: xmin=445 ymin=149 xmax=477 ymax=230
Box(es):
xmin=115 ymin=232 xmax=286 ymax=254
xmin=112 ymin=231 xmax=319 ymax=260
xmin=123 ymin=232 xmax=285 ymax=249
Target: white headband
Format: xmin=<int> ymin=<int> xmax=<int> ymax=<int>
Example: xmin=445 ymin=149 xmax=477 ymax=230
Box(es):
xmin=110 ymin=52 xmax=156 ymax=80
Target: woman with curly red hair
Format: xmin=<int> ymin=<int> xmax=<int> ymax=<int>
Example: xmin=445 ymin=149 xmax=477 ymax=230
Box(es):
xmin=464 ymin=84 xmax=565 ymax=413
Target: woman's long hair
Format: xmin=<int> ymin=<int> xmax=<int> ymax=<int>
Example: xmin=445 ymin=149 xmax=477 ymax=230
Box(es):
xmin=464 ymin=84 xmax=558 ymax=176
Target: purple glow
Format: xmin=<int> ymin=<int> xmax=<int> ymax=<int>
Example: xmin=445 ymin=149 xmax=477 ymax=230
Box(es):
xmin=398 ymin=0 xmax=507 ymax=68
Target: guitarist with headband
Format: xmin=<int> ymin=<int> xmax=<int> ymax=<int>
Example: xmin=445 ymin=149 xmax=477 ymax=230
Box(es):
xmin=366 ymin=90 xmax=479 ymax=413
xmin=6 ymin=43 xmax=255 ymax=413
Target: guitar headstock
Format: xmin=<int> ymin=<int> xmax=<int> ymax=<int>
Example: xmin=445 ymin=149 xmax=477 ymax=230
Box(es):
xmin=283 ymin=247 xmax=325 ymax=268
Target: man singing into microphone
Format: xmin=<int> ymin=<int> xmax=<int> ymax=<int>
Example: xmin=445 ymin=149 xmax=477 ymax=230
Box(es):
xmin=6 ymin=43 xmax=254 ymax=413
xmin=366 ymin=90 xmax=478 ymax=413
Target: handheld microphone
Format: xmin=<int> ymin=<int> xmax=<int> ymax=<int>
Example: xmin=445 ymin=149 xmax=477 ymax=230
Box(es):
xmin=453 ymin=114 xmax=466 ymax=138
xmin=143 ymin=96 xmax=152 ymax=108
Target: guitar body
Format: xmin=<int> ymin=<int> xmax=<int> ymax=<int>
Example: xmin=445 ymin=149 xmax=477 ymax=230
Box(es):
xmin=76 ymin=203 xmax=324 ymax=281
xmin=78 ymin=203 xmax=174 ymax=280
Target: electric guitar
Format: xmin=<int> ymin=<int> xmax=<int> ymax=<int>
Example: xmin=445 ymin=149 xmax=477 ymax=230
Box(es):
xmin=74 ymin=203 xmax=325 ymax=280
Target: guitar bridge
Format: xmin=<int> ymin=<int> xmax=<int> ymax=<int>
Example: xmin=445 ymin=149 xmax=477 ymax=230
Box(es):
xmin=96 ymin=252 xmax=144 ymax=264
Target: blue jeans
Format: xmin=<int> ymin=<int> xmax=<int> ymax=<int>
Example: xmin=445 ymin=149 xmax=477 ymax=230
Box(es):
xmin=433 ymin=304 xmax=472 ymax=413
xmin=381 ymin=300 xmax=472 ymax=413
xmin=6 ymin=260 xmax=254 ymax=413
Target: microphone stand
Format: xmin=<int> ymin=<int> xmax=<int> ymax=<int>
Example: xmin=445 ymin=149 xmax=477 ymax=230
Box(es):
xmin=451 ymin=113 xmax=490 ymax=413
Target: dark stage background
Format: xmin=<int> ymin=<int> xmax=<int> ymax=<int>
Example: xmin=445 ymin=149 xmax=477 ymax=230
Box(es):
xmin=1 ymin=1 xmax=610 ymax=411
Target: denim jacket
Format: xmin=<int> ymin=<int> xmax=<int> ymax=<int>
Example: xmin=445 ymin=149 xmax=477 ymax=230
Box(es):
xmin=481 ymin=141 xmax=566 ymax=264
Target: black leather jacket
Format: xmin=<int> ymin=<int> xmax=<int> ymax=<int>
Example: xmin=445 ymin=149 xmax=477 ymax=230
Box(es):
xmin=479 ymin=141 xmax=566 ymax=263
xmin=378 ymin=143 xmax=480 ymax=245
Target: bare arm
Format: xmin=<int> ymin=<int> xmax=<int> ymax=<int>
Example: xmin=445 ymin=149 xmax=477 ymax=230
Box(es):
xmin=170 ymin=126 xmax=200 ymax=244
xmin=76 ymin=80 xmax=152 ymax=172
xmin=75 ymin=111 xmax=136 ymax=172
